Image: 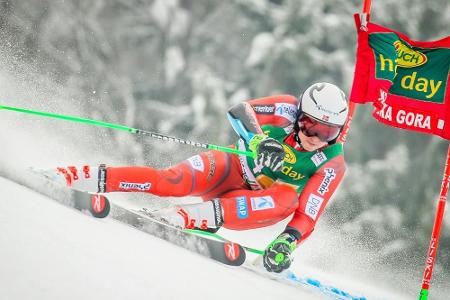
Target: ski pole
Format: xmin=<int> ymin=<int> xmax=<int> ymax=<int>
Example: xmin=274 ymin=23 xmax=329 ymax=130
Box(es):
xmin=0 ymin=104 xmax=254 ymax=158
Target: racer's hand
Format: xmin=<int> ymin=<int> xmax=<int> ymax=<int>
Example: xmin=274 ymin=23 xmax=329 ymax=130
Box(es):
xmin=249 ymin=134 xmax=285 ymax=172
xmin=263 ymin=232 xmax=297 ymax=273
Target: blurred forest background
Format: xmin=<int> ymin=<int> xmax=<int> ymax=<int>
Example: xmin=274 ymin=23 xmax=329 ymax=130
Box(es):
xmin=1 ymin=0 xmax=450 ymax=282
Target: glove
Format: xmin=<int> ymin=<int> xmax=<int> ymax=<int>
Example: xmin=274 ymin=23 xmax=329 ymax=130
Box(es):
xmin=263 ymin=232 xmax=297 ymax=273
xmin=249 ymin=134 xmax=285 ymax=172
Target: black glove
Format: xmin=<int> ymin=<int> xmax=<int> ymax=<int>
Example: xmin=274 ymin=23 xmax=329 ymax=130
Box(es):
xmin=263 ymin=232 xmax=297 ymax=273
xmin=249 ymin=135 xmax=285 ymax=172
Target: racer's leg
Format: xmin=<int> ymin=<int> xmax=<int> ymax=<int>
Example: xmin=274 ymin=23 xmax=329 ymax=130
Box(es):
xmin=102 ymin=151 xmax=251 ymax=230
xmin=218 ymin=183 xmax=299 ymax=230
xmin=104 ymin=151 xmax=247 ymax=196
xmin=53 ymin=150 xmax=247 ymax=197
xmin=52 ymin=152 xmax=298 ymax=232
xmin=160 ymin=182 xmax=299 ymax=231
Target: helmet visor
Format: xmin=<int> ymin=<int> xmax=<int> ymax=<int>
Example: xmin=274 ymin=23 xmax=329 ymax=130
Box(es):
xmin=298 ymin=114 xmax=341 ymax=142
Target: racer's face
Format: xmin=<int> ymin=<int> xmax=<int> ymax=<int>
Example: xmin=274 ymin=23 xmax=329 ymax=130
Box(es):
xmin=297 ymin=114 xmax=341 ymax=142
xmin=297 ymin=130 xmax=328 ymax=151
xmin=296 ymin=114 xmax=341 ymax=151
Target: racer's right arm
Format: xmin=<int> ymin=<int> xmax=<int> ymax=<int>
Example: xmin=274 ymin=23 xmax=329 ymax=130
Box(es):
xmin=227 ymin=95 xmax=298 ymax=172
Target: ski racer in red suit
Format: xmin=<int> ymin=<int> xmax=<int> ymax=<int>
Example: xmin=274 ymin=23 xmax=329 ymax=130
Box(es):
xmin=54 ymin=82 xmax=348 ymax=273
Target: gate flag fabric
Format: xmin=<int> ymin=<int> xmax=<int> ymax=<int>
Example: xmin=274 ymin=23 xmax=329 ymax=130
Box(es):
xmin=350 ymin=14 xmax=450 ymax=139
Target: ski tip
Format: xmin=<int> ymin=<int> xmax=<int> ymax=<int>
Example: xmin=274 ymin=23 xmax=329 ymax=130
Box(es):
xmin=223 ymin=242 xmax=246 ymax=266
xmin=88 ymin=194 xmax=111 ymax=218
xmin=207 ymin=241 xmax=246 ymax=266
xmin=72 ymin=190 xmax=111 ymax=218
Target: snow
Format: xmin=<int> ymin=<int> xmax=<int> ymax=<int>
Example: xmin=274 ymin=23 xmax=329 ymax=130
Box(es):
xmin=0 ymin=176 xmax=328 ymax=300
xmin=165 ymin=46 xmax=185 ymax=85
xmin=150 ymin=0 xmax=179 ymax=29
xmin=246 ymin=32 xmax=275 ymax=66
xmin=0 ymin=174 xmax=433 ymax=300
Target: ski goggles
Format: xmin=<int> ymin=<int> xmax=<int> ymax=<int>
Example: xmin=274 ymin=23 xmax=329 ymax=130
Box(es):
xmin=298 ymin=114 xmax=341 ymax=142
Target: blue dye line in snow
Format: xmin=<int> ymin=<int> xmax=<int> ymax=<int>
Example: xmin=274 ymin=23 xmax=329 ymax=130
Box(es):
xmin=286 ymin=271 xmax=367 ymax=300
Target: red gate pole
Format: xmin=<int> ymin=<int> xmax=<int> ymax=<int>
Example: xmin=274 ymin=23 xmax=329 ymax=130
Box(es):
xmin=419 ymin=145 xmax=450 ymax=299
xmin=339 ymin=1 xmax=449 ymax=298
xmin=338 ymin=0 xmax=371 ymax=143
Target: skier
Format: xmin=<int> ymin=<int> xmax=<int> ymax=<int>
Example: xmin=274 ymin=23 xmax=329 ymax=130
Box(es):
xmin=54 ymin=82 xmax=348 ymax=273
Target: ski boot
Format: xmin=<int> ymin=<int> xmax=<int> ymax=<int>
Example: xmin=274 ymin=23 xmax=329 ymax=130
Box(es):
xmin=35 ymin=164 xmax=105 ymax=193
xmin=155 ymin=199 xmax=224 ymax=233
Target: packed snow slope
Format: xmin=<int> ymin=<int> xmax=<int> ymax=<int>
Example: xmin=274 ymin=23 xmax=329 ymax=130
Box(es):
xmin=0 ymin=176 xmax=337 ymax=300
xmin=0 ymin=174 xmax=435 ymax=300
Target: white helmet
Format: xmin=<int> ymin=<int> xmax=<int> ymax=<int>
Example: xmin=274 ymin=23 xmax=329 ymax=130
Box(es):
xmin=299 ymin=82 xmax=348 ymax=127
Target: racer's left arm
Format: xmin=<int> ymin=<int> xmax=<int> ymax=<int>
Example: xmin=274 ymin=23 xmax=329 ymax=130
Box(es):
xmin=288 ymin=155 xmax=346 ymax=242
xmin=263 ymin=155 xmax=346 ymax=272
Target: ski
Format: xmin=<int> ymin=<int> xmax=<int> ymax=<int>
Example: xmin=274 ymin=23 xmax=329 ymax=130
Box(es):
xmin=51 ymin=188 xmax=246 ymax=267
xmin=27 ymin=167 xmax=246 ymax=266
xmin=72 ymin=190 xmax=111 ymax=218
